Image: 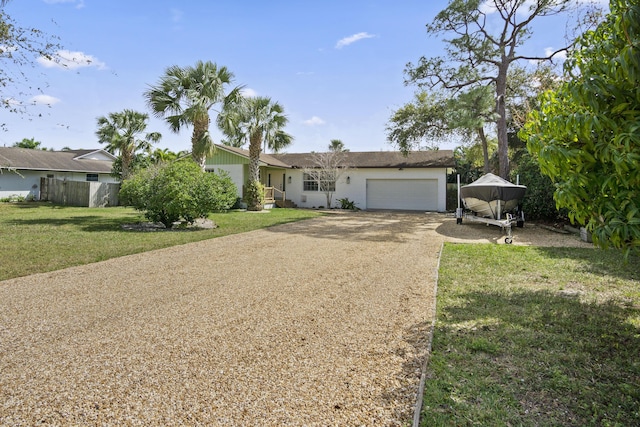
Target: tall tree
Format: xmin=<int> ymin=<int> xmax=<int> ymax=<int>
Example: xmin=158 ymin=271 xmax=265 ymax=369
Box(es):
xmin=218 ymin=96 xmax=292 ymax=211
xmin=328 ymin=139 xmax=349 ymax=152
xmin=0 ymin=0 xmax=62 ymax=129
xmin=404 ymin=0 xmax=598 ymax=178
xmin=95 ymin=109 xmax=161 ymax=180
xmin=144 ymin=61 xmax=243 ymax=169
xmin=521 ymin=0 xmax=640 ymax=256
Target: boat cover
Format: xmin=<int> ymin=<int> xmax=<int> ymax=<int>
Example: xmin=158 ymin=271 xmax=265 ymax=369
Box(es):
xmin=460 ymin=173 xmax=526 ymax=203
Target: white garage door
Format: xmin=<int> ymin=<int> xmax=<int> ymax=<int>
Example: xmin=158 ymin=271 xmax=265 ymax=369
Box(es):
xmin=366 ymin=179 xmax=438 ymax=211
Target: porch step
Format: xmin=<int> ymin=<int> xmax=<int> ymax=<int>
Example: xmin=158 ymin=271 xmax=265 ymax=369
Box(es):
xmin=275 ymin=199 xmax=297 ymax=208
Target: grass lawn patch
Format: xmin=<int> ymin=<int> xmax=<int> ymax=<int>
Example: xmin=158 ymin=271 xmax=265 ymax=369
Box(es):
xmin=422 ymin=243 xmax=640 ymax=426
xmin=0 ymin=202 xmax=322 ymax=281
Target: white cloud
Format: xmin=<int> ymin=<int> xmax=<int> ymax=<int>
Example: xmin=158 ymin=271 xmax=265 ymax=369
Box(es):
xmin=43 ymin=0 xmax=85 ymax=9
xmin=31 ymin=95 xmax=61 ymax=106
xmin=335 ymin=32 xmax=375 ymax=49
xmin=241 ymin=88 xmax=258 ymax=98
xmin=303 ymin=116 xmax=325 ymax=126
xmin=38 ymin=50 xmax=106 ymax=70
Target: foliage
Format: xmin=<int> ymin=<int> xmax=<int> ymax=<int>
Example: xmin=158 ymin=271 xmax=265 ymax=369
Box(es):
xmin=244 ymin=180 xmax=265 ymax=212
xmin=96 ymin=109 xmax=161 ymax=180
xmin=145 ymin=61 xmax=243 ymax=168
xmin=511 ymin=151 xmax=567 ymax=221
xmin=12 ymin=137 xmax=46 ymax=150
xmin=421 ymin=243 xmax=640 ymax=426
xmin=120 ymin=160 xmax=237 ymax=228
xmin=0 ymin=194 xmax=25 ymax=202
xmin=521 ymin=0 xmax=640 ymax=256
xmin=219 ymin=96 xmax=293 ymax=154
xmin=0 ymin=2 xmax=62 ymax=129
xmin=328 ymin=139 xmax=349 ymax=152
xmin=0 ymin=202 xmax=322 ymax=281
xmin=218 ymin=95 xmax=292 ymax=210
xmin=402 ymin=0 xmax=598 ymax=178
xmin=337 ymin=197 xmax=359 ymax=210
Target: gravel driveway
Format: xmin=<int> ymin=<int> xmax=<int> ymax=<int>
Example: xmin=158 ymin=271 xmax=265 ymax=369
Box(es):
xmin=1 ymin=212 xmax=443 ymax=426
xmin=0 ymin=212 xmax=591 ymax=426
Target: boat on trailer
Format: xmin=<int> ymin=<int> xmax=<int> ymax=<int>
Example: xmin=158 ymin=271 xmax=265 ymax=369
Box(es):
xmin=455 ymin=173 xmax=527 ymax=244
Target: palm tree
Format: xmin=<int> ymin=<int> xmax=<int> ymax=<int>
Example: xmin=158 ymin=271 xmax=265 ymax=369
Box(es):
xmin=218 ymin=96 xmax=293 ymax=210
xmin=328 ymin=139 xmax=348 ymax=152
xmin=144 ymin=60 xmax=243 ymax=169
xmin=95 ymin=109 xmax=161 ymax=179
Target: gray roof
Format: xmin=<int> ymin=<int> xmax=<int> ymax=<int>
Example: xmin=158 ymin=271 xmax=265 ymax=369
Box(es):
xmin=272 ymin=150 xmax=455 ymax=169
xmin=0 ymin=147 xmax=114 ymax=174
xmin=214 ymin=144 xmax=454 ymax=169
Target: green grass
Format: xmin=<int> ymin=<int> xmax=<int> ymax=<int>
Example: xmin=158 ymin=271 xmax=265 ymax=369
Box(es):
xmin=422 ymin=243 xmax=640 ymax=426
xmin=0 ymin=202 xmax=322 ymax=281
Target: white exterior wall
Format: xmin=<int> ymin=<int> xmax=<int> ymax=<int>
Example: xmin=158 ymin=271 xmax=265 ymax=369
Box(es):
xmin=284 ymin=167 xmax=448 ymax=211
xmin=0 ymin=170 xmax=117 ymax=200
xmin=209 ymin=164 xmax=245 ymax=198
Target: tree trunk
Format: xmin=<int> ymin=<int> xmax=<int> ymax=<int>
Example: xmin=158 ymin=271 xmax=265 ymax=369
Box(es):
xmin=247 ymin=133 xmax=263 ymax=211
xmin=496 ymin=63 xmax=510 ymax=179
xmin=476 ymin=127 xmax=490 ymax=174
xmin=191 ymin=116 xmax=210 ymax=170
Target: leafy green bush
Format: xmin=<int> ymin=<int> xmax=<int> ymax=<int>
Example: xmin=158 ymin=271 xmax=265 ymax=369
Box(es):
xmin=511 ymin=152 xmax=567 ymax=222
xmin=119 ymin=160 xmax=237 ymax=228
xmin=337 ymin=197 xmax=359 ymax=210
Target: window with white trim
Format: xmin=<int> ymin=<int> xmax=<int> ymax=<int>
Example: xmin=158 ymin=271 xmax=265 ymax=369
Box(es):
xmin=303 ymin=171 xmax=335 ymax=192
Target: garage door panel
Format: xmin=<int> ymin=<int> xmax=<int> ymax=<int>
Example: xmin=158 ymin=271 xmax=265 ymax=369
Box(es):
xmin=366 ymin=179 xmax=438 ymax=211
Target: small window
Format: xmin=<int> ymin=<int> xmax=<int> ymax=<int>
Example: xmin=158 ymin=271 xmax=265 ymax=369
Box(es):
xmin=47 ymin=174 xmax=54 ymax=179
xmin=86 ymin=173 xmax=99 ymax=182
xmin=303 ymin=172 xmax=319 ymax=191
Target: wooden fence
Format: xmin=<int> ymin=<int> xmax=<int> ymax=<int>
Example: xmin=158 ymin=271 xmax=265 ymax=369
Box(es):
xmin=40 ymin=178 xmax=119 ymax=207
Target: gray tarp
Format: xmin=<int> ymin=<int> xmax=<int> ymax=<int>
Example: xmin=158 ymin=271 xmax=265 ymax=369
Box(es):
xmin=460 ymin=173 xmax=526 ymax=203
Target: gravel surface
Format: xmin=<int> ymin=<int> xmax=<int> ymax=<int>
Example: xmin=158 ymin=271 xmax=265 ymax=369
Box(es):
xmin=0 ymin=212 xmax=592 ymax=426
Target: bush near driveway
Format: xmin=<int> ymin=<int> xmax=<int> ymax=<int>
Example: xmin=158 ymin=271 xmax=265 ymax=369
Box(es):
xmin=120 ymin=159 xmax=237 ymax=228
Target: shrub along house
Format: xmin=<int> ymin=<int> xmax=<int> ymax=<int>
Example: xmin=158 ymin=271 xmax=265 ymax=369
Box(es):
xmin=0 ymin=147 xmax=118 ymax=205
xmin=206 ymin=144 xmax=454 ymax=211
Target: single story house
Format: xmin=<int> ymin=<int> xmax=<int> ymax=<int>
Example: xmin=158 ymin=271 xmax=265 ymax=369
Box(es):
xmin=0 ymin=147 xmax=117 ymax=200
xmin=206 ymin=145 xmax=455 ymax=211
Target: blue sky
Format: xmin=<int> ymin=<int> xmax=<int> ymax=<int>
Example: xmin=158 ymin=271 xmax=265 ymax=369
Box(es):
xmin=1 ymin=0 xmax=606 ymax=154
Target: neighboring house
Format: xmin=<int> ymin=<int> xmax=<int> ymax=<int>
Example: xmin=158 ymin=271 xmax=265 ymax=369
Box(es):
xmin=206 ymin=144 xmax=455 ymax=211
xmin=0 ymin=147 xmax=117 ymax=200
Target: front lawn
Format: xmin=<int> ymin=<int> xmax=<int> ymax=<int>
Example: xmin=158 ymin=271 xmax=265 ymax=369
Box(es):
xmin=422 ymin=244 xmax=640 ymax=426
xmin=0 ymin=202 xmax=322 ymax=281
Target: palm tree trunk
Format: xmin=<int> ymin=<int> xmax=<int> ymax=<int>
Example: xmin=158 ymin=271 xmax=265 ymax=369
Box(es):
xmin=247 ymin=132 xmax=263 ymax=211
xmin=191 ymin=116 xmax=210 ymax=170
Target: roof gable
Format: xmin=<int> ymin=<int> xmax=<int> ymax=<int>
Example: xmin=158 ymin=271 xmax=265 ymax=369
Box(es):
xmin=208 ymin=145 xmax=291 ymax=168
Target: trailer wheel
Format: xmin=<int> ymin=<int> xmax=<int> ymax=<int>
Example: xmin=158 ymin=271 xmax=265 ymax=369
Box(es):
xmin=456 ymin=218 xmax=462 ymax=224
xmin=505 ymin=237 xmax=513 ymax=244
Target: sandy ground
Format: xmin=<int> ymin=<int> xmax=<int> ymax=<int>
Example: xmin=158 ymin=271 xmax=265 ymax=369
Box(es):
xmin=0 ymin=212 xmax=592 ymax=426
